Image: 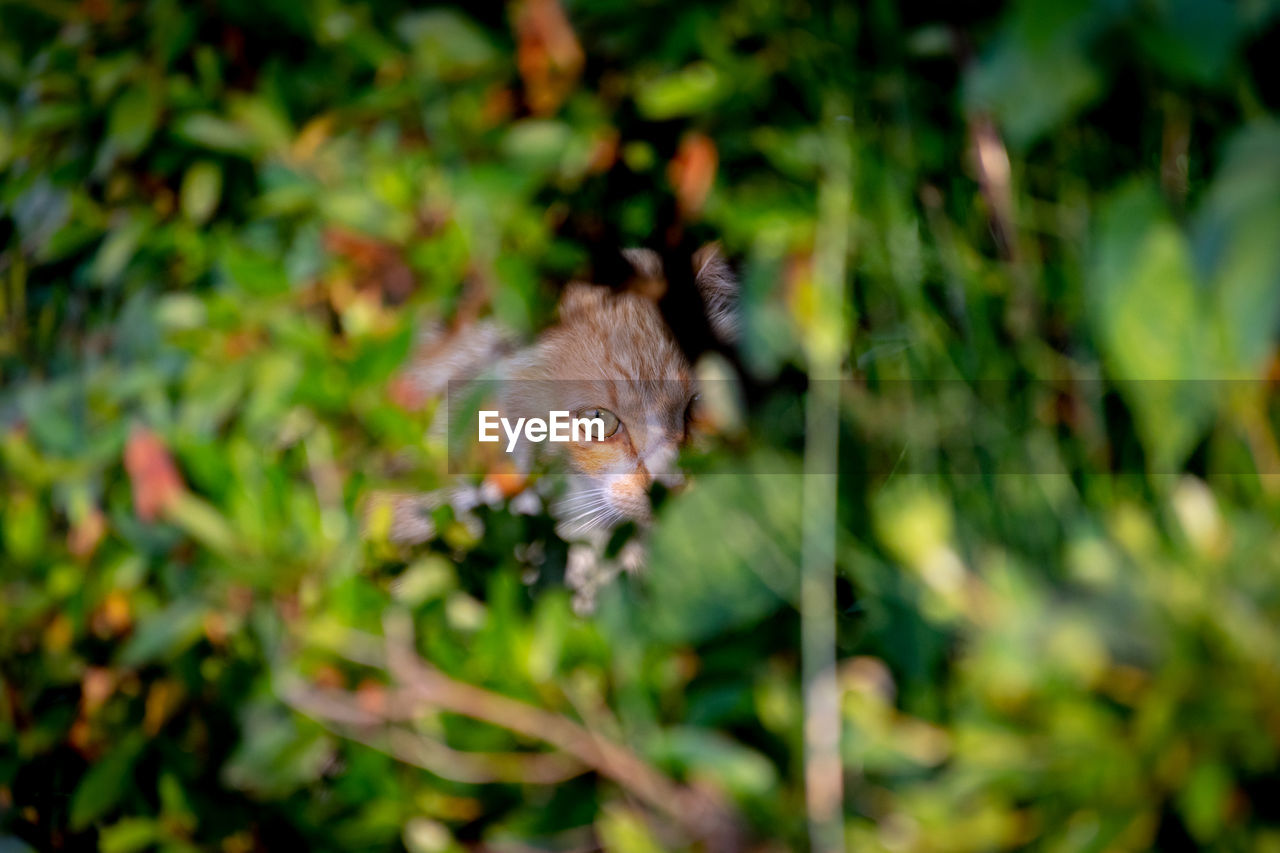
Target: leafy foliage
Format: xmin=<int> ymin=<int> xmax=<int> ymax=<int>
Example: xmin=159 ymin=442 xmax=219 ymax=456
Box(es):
xmin=3 ymin=0 xmax=1280 ymax=850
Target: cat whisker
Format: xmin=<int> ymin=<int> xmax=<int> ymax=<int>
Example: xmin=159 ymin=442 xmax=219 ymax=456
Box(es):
xmin=562 ymin=504 xmax=613 ymax=527
xmin=555 ymin=487 xmax=609 ymax=505
xmin=553 ymin=491 xmax=613 ymax=516
xmin=556 ymin=497 xmax=610 ymax=513
xmin=566 ymin=503 xmax=622 ymax=534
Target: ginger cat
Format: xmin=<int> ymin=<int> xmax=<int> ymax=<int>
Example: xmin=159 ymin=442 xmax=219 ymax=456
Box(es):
xmin=498 ymin=245 xmax=737 ymax=531
xmin=384 ymin=244 xmax=736 ymax=608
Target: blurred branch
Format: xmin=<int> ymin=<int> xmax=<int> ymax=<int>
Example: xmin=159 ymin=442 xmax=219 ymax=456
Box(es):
xmin=381 ymin=611 xmax=740 ymax=846
xmin=968 ymin=115 xmax=1019 ymax=265
xmin=1160 ymin=94 xmax=1192 ymax=205
xmin=800 ymin=100 xmax=853 ymax=853
xmin=283 ymin=612 xmax=743 ymax=849
xmin=950 ymin=25 xmax=1035 ymax=337
xmin=281 ymin=677 xmax=585 ymax=784
xmin=968 ymin=113 xmax=1037 ymax=337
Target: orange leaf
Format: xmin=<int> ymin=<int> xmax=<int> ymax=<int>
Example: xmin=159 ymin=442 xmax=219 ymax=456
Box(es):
xmin=388 ymin=371 xmax=429 ymax=411
xmin=92 ymin=589 xmax=133 ymax=637
xmin=324 ymin=227 xmax=417 ymax=304
xmin=324 ymin=227 xmax=392 ymax=269
xmin=68 ymin=718 xmax=94 ymax=755
xmin=1268 ymin=347 xmax=1280 ymax=384
xmin=313 ymin=665 xmax=346 ymax=690
xmin=514 ymin=0 xmax=584 ymax=115
xmin=290 ymin=113 xmax=335 ymax=164
xmin=485 ymin=468 xmax=529 ymax=499
xmin=356 ymin=680 xmax=388 ymax=717
xmin=480 ymin=86 xmax=517 ymax=128
xmin=44 ymin=613 xmax=74 ymax=653
xmin=588 ymin=129 xmax=620 ymax=174
xmin=143 ymin=680 xmax=183 ymax=735
xmin=67 ymin=505 xmax=106 ymax=560
xmin=80 ymin=667 xmax=117 ymax=717
xmin=124 ymin=426 xmax=184 ymax=521
xmin=203 ymin=611 xmax=229 ymax=646
xmin=79 ymin=0 xmax=112 ymax=23
xmin=668 ymin=132 xmax=718 ymax=216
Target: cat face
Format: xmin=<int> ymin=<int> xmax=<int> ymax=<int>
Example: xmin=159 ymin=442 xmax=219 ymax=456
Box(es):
xmin=506 ymin=246 xmax=736 ymax=531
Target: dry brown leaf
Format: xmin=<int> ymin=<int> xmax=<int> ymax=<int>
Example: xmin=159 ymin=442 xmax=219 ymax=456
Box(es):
xmin=324 ymin=227 xmax=417 ymax=304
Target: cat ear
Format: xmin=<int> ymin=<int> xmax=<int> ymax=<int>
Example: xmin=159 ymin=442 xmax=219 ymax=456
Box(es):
xmin=620 ymin=248 xmax=666 ymax=300
xmin=617 ymin=243 xmax=739 ymax=341
xmin=558 ymin=281 xmax=609 ymax=321
xmin=692 ymin=242 xmax=739 ymax=343
xmin=621 ymin=248 xmax=662 ymax=280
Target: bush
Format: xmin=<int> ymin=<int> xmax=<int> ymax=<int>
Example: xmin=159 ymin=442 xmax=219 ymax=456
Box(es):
xmin=3 ymin=1 xmax=1280 ymax=850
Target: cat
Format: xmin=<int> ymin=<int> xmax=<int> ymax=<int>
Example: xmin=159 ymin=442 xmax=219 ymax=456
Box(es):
xmin=498 ymin=244 xmax=736 ymax=531
xmin=382 ymin=244 xmax=737 ymax=608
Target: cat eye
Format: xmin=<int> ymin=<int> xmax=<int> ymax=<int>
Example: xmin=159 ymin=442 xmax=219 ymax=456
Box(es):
xmin=684 ymin=394 xmax=701 ymax=430
xmin=685 ymin=393 xmax=700 ymax=420
xmin=578 ymin=407 xmax=621 ymax=438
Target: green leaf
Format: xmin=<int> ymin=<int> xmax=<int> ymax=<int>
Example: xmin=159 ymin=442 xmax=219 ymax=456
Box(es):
xmin=963 ymin=2 xmax=1108 ymax=146
xmin=1178 ymin=761 xmax=1232 ymax=842
xmin=157 ymin=773 xmax=196 ymax=833
xmin=501 ymin=120 xmax=572 ymax=177
xmin=635 ymin=62 xmax=727 ymax=120
xmin=172 ymin=113 xmax=256 ymax=155
xmin=90 ymin=213 xmax=151 ymax=285
xmin=395 ymin=10 xmax=498 ymax=79
xmin=596 ymin=806 xmax=665 ymax=853
xmin=166 ymin=494 xmax=240 ymax=558
xmin=649 ymin=727 xmax=777 ymax=799
xmin=219 ymin=243 xmax=289 ymax=294
xmin=180 ymin=161 xmax=222 ymax=224
xmin=2 ymin=492 xmax=45 ymax=565
xmin=1137 ymin=0 xmax=1239 ymax=86
xmin=222 ymin=703 xmax=332 ymax=798
xmin=107 ymin=79 xmax=162 ymax=156
xmin=99 ymin=818 xmax=162 ymax=853
xmin=1091 ymin=184 xmax=1218 ymax=471
xmin=229 ymin=95 xmax=293 ymax=155
xmin=69 ymin=733 xmax=147 ymax=830
xmin=1195 ymin=121 xmax=1280 ymax=375
xmin=638 ymin=454 xmax=800 ymax=643
xmin=118 ymin=602 xmax=207 ymax=668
